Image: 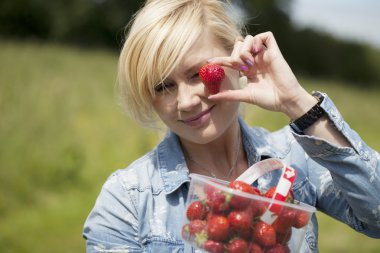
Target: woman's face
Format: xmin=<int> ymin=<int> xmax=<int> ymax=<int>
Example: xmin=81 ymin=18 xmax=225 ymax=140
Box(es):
xmin=152 ymin=30 xmax=240 ymax=144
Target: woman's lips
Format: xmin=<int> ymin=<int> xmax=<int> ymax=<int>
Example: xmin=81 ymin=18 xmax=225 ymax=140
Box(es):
xmin=181 ymin=105 xmax=215 ymax=127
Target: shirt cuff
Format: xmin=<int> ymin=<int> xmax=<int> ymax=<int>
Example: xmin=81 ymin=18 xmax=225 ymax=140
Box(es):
xmin=290 ymin=91 xmax=371 ymax=161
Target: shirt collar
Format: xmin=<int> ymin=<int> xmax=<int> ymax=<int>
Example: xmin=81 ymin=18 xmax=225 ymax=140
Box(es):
xmin=239 ymin=117 xmax=285 ymax=164
xmin=156 ymin=131 xmax=190 ymax=194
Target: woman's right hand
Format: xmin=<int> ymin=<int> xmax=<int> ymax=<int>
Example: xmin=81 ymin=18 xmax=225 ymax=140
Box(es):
xmin=208 ymin=32 xmax=316 ymax=121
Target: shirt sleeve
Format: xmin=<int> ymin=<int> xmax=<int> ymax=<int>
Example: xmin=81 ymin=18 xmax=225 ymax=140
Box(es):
xmin=83 ymin=171 xmax=143 ymax=253
xmin=291 ymin=92 xmax=380 ymax=238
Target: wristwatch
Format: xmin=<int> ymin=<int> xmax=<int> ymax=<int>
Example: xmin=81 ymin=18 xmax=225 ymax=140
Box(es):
xmin=289 ymin=92 xmax=325 ymax=134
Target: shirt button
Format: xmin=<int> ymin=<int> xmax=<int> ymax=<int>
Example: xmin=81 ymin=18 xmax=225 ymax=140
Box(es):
xmin=315 ymin=140 xmax=323 ymax=146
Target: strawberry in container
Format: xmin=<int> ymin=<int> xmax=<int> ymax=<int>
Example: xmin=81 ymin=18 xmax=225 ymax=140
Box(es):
xmin=182 ymin=158 xmax=315 ymax=253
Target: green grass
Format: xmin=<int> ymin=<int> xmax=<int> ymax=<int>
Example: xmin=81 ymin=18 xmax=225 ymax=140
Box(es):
xmin=0 ymin=41 xmax=379 ymax=252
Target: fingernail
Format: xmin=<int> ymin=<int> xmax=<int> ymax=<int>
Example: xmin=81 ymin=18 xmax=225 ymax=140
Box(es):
xmin=245 ymin=59 xmax=254 ymax=67
xmin=207 ymin=58 xmax=215 ymax=62
xmin=240 ymin=65 xmax=249 ymax=71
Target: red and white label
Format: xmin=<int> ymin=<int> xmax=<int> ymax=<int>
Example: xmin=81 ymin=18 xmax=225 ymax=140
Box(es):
xmin=236 ymin=158 xmax=297 ymax=225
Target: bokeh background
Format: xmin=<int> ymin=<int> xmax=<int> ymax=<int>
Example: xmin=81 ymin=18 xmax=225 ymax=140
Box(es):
xmin=0 ymin=0 xmax=379 ymax=252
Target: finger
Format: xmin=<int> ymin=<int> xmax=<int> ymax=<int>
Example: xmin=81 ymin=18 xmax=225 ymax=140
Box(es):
xmin=207 ymin=36 xmax=244 ymax=69
xmin=208 ymin=89 xmax=252 ymax=104
xmin=208 ymin=43 xmax=249 ymax=72
xmin=252 ymin=32 xmax=280 ymax=57
xmin=240 ymin=35 xmax=255 ymax=67
xmin=207 ymin=56 xmax=235 ymax=68
xmin=230 ymin=40 xmax=249 ymax=71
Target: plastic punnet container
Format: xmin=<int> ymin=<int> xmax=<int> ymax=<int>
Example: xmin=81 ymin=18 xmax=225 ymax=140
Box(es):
xmin=182 ymin=160 xmax=316 ymax=253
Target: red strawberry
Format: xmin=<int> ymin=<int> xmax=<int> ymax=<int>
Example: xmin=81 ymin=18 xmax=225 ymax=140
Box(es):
xmin=265 ymin=243 xmax=290 ymax=253
xmin=187 ymin=200 xmax=208 ymax=220
xmin=227 ymin=210 xmax=252 ymax=237
xmin=249 ymin=243 xmax=264 ymax=253
xmin=264 ymin=187 xmax=294 ymax=203
xmin=199 ymin=63 xmax=225 ymax=94
xmin=293 ymin=209 xmax=309 ymax=228
xmin=272 ymin=207 xmax=296 ymax=233
xmin=226 ymin=238 xmax=249 ymax=253
xmin=252 ymin=221 xmax=276 ymax=247
xmin=264 ymin=187 xmax=276 ymax=198
xmin=203 ymin=240 xmax=225 ymax=253
xmin=204 ymin=182 xmax=221 ymax=196
xmin=276 ymin=228 xmax=292 ymax=245
xmin=229 ymin=181 xmax=256 ymax=193
xmin=262 ymin=187 xmax=277 ymax=212
xmin=229 ymin=181 xmax=257 ymax=209
xmin=206 ymin=212 xmax=217 ymax=221
xmin=205 ymin=184 xmax=230 ymax=214
xmin=189 ymin=219 xmax=207 ymax=235
xmin=207 ymin=215 xmax=230 ymax=242
xmin=250 ymin=198 xmax=266 ymax=218
xmin=253 ymin=187 xmax=261 ymax=195
xmin=263 ymin=187 xmax=294 ymax=214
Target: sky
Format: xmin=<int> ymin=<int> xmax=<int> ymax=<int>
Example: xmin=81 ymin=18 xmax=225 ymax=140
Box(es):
xmin=289 ymin=0 xmax=380 ymax=49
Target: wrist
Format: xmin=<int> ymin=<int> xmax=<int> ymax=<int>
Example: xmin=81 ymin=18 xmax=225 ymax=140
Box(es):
xmin=282 ymin=90 xmax=319 ymax=120
xmin=289 ymin=92 xmax=326 ymax=134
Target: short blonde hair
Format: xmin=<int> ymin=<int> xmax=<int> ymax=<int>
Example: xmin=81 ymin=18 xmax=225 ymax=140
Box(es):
xmin=118 ymin=0 xmax=242 ymax=127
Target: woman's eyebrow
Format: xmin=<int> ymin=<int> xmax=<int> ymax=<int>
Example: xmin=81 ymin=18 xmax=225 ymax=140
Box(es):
xmin=184 ymin=61 xmax=205 ymax=76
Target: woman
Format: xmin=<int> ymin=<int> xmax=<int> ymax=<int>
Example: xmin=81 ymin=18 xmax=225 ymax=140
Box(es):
xmin=83 ymin=0 xmax=380 ymax=252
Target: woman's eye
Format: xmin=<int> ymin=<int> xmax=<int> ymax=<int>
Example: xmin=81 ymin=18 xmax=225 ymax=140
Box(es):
xmin=154 ymin=82 xmax=175 ymax=93
xmin=154 ymin=83 xmax=165 ymax=93
xmin=191 ymin=73 xmax=199 ymax=79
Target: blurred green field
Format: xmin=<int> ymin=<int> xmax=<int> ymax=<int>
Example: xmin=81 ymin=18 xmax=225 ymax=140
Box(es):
xmin=0 ymin=41 xmax=379 ymax=252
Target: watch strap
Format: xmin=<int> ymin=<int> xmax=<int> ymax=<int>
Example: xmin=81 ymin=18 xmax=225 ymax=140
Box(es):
xmin=289 ymin=93 xmax=325 ymax=134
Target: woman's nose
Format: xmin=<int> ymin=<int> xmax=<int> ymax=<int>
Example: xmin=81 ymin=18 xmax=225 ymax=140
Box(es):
xmin=177 ymin=82 xmax=201 ymax=111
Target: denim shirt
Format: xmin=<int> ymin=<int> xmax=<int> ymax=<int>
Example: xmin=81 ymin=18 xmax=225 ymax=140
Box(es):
xmin=83 ymin=92 xmax=380 ymax=253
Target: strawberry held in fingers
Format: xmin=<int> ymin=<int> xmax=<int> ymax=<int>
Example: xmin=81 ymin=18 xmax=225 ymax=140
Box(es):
xmin=199 ymin=63 xmax=225 ymax=94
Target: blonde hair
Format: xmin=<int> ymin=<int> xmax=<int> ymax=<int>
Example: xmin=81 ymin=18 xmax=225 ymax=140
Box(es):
xmin=118 ymin=0 xmax=242 ymax=127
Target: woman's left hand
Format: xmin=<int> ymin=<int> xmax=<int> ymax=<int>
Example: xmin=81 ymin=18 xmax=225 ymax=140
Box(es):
xmin=208 ymin=32 xmax=316 ymax=120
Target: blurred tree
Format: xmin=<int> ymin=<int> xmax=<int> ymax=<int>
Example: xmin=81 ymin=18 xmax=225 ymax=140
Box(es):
xmin=0 ymin=0 xmax=378 ymax=84
xmin=0 ymin=0 xmax=51 ymax=39
xmin=241 ymin=0 xmax=379 ymax=84
xmin=0 ymin=0 xmax=143 ymax=48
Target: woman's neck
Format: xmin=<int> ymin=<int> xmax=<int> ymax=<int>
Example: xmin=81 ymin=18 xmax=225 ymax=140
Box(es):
xmin=180 ymin=121 xmax=247 ymax=181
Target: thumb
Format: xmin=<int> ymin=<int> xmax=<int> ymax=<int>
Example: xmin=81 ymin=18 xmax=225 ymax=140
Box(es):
xmin=208 ymin=89 xmax=253 ymax=104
